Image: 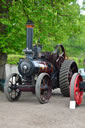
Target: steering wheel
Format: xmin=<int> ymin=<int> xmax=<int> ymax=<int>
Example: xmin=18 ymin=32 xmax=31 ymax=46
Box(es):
xmin=52 ymin=44 xmax=65 ymax=68
xmin=53 ymin=44 xmax=65 ymax=59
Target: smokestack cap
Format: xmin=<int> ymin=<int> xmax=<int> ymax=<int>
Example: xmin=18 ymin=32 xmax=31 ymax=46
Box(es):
xmin=26 ymin=20 xmax=34 ymax=26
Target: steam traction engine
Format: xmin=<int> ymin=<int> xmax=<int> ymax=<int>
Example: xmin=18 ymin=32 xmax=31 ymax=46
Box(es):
xmin=4 ymin=20 xmax=78 ymax=104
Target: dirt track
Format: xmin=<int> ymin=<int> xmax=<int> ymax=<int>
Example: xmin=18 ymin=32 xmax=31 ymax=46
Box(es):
xmin=0 ymin=89 xmax=85 ymax=128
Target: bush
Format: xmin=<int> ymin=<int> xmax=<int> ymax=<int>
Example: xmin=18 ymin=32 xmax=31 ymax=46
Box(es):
xmin=7 ymin=54 xmax=25 ymax=65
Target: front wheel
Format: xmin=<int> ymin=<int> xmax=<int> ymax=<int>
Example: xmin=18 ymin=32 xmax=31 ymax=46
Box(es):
xmin=70 ymin=73 xmax=83 ymax=105
xmin=35 ymin=73 xmax=52 ymax=104
xmin=4 ymin=73 xmax=22 ymax=102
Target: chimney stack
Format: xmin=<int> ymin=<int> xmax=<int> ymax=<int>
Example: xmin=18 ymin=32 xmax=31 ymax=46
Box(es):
xmin=24 ymin=20 xmax=34 ymax=58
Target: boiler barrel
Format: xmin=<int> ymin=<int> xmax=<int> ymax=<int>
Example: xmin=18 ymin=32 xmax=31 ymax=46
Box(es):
xmin=33 ymin=61 xmax=54 ymax=74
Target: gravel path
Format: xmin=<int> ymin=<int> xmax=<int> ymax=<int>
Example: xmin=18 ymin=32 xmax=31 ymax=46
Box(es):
xmin=0 ymin=89 xmax=85 ymax=128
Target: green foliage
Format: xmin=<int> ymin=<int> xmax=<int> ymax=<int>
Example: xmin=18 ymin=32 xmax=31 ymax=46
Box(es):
xmin=0 ymin=0 xmax=81 ymax=55
xmin=64 ymin=14 xmax=85 ymax=57
xmin=7 ymin=54 xmax=25 ymax=64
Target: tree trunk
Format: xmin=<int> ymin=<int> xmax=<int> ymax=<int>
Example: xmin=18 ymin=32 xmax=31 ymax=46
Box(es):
xmin=0 ymin=53 xmax=7 ymax=90
xmin=0 ymin=0 xmax=10 ymax=90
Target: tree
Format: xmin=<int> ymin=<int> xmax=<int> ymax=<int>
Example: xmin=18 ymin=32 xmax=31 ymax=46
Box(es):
xmin=0 ymin=0 xmax=9 ymax=89
xmin=64 ymin=1 xmax=85 ymax=57
xmin=0 ymin=0 xmax=80 ymax=53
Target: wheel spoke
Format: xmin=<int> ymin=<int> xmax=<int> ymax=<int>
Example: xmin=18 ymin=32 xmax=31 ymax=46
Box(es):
xmin=4 ymin=73 xmax=21 ymax=101
xmin=36 ymin=73 xmax=52 ymax=104
xmin=40 ymin=77 xmax=51 ymax=102
xmin=75 ymin=86 xmax=79 ymax=92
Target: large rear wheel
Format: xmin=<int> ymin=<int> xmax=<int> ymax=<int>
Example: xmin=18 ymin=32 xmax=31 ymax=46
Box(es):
xmin=59 ymin=60 xmax=78 ymax=97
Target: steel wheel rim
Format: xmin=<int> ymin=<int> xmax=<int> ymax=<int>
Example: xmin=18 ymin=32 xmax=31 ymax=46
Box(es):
xmin=74 ymin=74 xmax=83 ymax=105
xmin=40 ymin=76 xmax=51 ymax=103
xmin=7 ymin=74 xmax=21 ymax=100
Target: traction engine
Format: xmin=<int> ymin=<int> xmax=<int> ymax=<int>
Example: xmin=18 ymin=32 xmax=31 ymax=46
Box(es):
xmin=4 ymin=20 xmax=78 ymax=104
